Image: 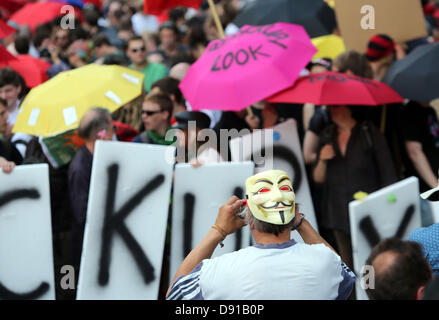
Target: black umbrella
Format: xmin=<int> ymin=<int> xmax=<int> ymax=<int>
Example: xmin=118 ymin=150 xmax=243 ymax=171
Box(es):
xmin=383 ymin=42 xmax=439 ymax=103
xmin=233 ymin=0 xmax=336 ymax=38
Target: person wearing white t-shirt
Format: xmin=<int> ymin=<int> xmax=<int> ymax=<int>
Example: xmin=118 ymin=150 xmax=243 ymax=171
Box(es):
xmin=167 ymin=170 xmax=355 ymax=300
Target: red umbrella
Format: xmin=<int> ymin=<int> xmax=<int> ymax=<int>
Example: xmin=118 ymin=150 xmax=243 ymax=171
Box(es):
xmin=0 ymin=20 xmax=16 ymax=39
xmin=9 ymin=1 xmax=83 ymax=32
xmin=0 ymin=54 xmax=51 ymax=88
xmin=0 ymin=45 xmax=17 ymax=64
xmin=144 ymin=0 xmax=202 ymax=15
xmin=0 ymin=0 xmax=30 ymax=19
xmin=267 ymin=71 xmax=404 ymax=106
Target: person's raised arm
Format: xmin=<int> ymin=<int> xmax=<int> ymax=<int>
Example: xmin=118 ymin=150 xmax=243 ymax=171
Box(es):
xmin=303 ymin=130 xmax=320 ymax=165
xmin=166 ymin=196 xmax=246 ymax=298
xmin=406 ymin=141 xmax=438 ymax=189
xmin=295 ymin=218 xmax=337 ymax=254
xmin=313 ymin=144 xmax=335 ymax=184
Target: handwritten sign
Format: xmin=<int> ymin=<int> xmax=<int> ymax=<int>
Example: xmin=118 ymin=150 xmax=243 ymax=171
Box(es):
xmin=77 ymin=141 xmax=175 ymax=300
xmin=349 ymin=177 xmax=422 ymax=300
xmin=0 ymin=164 xmax=55 ymax=300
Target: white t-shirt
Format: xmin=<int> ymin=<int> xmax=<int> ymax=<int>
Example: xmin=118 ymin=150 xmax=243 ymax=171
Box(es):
xmin=167 ymin=239 xmax=355 ymax=300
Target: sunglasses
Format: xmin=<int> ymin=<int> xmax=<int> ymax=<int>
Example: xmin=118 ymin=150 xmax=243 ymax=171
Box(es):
xmin=131 ymin=47 xmax=146 ymax=53
xmin=141 ymin=110 xmax=161 ymax=116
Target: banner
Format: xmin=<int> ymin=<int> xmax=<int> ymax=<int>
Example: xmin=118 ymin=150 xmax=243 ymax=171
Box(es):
xmin=77 ymin=141 xmax=175 ymax=299
xmin=0 ymin=164 xmax=55 ymax=300
xmin=229 ymin=119 xmax=318 ymax=241
xmin=170 ymin=162 xmax=254 ymax=283
xmin=334 ymin=0 xmax=428 ymax=53
xmin=349 ymin=177 xmax=422 ymax=300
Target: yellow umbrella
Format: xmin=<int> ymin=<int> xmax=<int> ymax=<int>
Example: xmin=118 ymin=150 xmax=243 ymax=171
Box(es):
xmin=311 ymin=34 xmax=346 ymax=60
xmin=13 ymin=64 xmax=144 ymax=137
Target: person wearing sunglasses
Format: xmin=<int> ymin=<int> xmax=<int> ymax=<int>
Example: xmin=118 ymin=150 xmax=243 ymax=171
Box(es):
xmin=133 ymin=93 xmax=175 ymax=145
xmin=126 ymin=36 xmax=168 ymax=92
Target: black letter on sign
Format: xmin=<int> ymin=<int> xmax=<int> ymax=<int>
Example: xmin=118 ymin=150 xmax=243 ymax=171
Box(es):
xmin=233 ymin=187 xmax=243 ymax=251
xmin=0 ymin=188 xmax=50 ymax=300
xmin=359 ymin=204 xmax=416 ymax=248
xmin=250 ymin=146 xmax=303 ymax=193
xmin=98 ymin=164 xmax=165 ymax=286
xmin=183 ymin=193 xmax=195 ymax=257
xmin=249 ymin=45 xmax=271 ymax=60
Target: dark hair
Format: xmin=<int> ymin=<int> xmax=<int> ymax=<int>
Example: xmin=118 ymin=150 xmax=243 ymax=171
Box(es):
xmin=0 ymin=97 xmax=7 ymax=107
xmin=84 ymin=8 xmax=100 ymax=27
xmin=14 ymin=36 xmax=30 ymax=55
xmin=78 ymin=107 xmax=112 ymax=140
xmin=365 ymin=237 xmax=432 ymax=300
xmin=93 ymin=34 xmax=111 ymax=48
xmin=33 ymin=29 xmax=51 ymax=49
xmin=151 ymin=77 xmax=183 ymax=105
xmin=0 ymin=67 xmax=24 ymax=90
xmin=334 ymin=50 xmax=374 ymax=79
xmin=126 ymin=35 xmax=144 ymax=48
xmin=159 ymin=21 xmax=180 ymax=37
xmin=144 ymin=93 xmax=174 ymax=121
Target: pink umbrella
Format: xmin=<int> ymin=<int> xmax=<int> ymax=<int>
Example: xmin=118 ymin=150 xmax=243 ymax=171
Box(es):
xmin=179 ymin=22 xmax=317 ymax=111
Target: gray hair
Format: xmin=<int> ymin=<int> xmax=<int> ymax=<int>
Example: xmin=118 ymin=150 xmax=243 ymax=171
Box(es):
xmin=78 ymin=107 xmax=112 ymax=140
xmin=246 ymin=203 xmax=299 ymax=237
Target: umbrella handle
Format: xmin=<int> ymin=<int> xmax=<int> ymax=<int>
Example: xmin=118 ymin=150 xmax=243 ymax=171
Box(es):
xmin=380 ymin=105 xmax=387 ymax=134
xmin=207 ymin=0 xmax=225 ymax=39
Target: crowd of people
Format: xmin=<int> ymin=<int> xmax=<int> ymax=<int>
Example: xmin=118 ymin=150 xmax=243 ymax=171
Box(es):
xmin=1 ymin=0 xmax=439 ymax=300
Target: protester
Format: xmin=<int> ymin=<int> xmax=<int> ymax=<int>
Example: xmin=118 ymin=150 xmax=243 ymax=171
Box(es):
xmin=0 ymin=67 xmax=32 ymax=157
xmin=173 ymin=110 xmax=223 ymax=165
xmin=167 ymin=170 xmax=355 ymax=300
xmin=92 ymin=34 xmax=121 ymax=64
xmin=365 ymin=237 xmax=433 ymax=300
xmin=158 ymin=22 xmax=189 ymax=66
xmin=169 ymin=62 xmax=190 ymax=81
xmin=0 ymin=97 xmax=21 ymax=173
xmin=313 ymin=105 xmax=398 ymax=270
xmin=126 ymin=35 xmax=168 ymax=92
xmin=68 ymin=108 xmax=115 ymax=273
xmin=150 ymin=77 xmax=186 ymax=124
xmin=132 ymin=93 xmax=175 ymax=145
xmin=399 ymin=100 xmax=439 ymax=226
xmin=366 ymin=34 xmax=406 ymax=81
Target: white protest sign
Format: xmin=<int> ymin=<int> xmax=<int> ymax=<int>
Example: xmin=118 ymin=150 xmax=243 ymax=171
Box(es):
xmin=0 ymin=164 xmax=55 ymax=300
xmin=429 ymin=202 xmax=439 ymax=224
xmin=229 ymin=119 xmax=318 ymax=241
xmin=349 ymin=177 xmax=422 ymax=300
xmin=170 ymin=162 xmax=254 ymax=283
xmin=77 ymin=141 xmax=175 ymax=299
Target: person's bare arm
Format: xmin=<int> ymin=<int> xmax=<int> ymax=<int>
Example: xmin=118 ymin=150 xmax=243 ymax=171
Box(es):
xmin=313 ymin=144 xmax=335 ymax=184
xmin=166 ymin=196 xmax=246 ymax=298
xmin=296 ymin=219 xmax=337 ymax=254
xmin=406 ymin=141 xmax=438 ymax=189
xmin=303 ymin=130 xmax=320 ymax=165
xmin=303 ymin=103 xmax=315 ymax=132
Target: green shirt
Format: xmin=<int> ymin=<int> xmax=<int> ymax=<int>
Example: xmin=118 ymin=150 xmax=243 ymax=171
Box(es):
xmin=130 ymin=62 xmax=168 ymax=92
